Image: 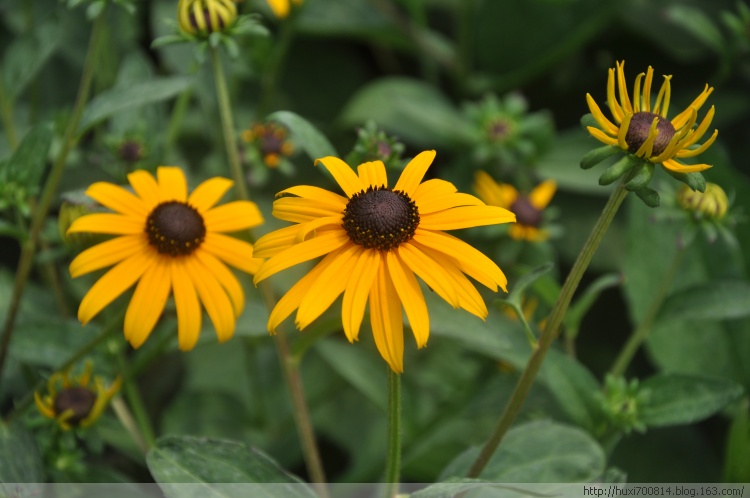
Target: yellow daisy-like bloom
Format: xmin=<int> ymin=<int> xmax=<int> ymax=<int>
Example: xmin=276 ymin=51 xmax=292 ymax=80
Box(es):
xmin=586 ymin=61 xmax=718 ymax=173
xmin=34 ymin=363 xmax=121 ymax=431
xmin=178 ymin=0 xmax=237 ymax=36
xmin=253 ymin=151 xmax=516 ymax=372
xmin=266 ymin=0 xmax=303 ymax=18
xmin=474 ymin=171 xmax=556 ymax=242
xmin=676 ymin=182 xmax=729 ymax=220
xmin=68 ymin=167 xmax=264 ymax=350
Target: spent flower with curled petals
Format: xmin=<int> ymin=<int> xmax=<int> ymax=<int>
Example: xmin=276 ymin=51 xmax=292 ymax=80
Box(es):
xmin=67 ymin=167 xmax=264 ymax=350
xmin=253 ymin=151 xmax=516 ymax=372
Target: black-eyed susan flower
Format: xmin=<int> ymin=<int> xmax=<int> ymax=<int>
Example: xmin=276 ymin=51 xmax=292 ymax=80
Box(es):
xmin=68 ymin=167 xmax=264 ymax=350
xmin=266 ymin=0 xmax=303 ymax=18
xmin=585 ymin=61 xmax=718 ymax=175
xmin=178 ymin=0 xmax=237 ymax=36
xmin=34 ymin=363 xmax=121 ymax=431
xmin=253 ymin=151 xmax=516 ymax=372
xmin=676 ymin=182 xmax=729 ymax=221
xmin=474 ymin=171 xmax=556 ymax=242
xmin=242 ymin=122 xmax=294 ymax=169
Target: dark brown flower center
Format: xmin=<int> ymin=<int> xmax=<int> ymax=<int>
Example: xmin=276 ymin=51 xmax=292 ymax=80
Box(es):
xmin=625 ymin=112 xmax=676 ymax=156
xmin=510 ymin=196 xmax=542 ymax=227
xmin=342 ymin=186 xmax=419 ymax=251
xmin=54 ymin=387 xmax=97 ymax=425
xmin=146 ymin=201 xmax=206 ymax=256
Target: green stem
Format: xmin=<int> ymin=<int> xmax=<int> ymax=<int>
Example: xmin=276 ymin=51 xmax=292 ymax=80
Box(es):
xmin=116 ymin=353 xmax=156 ymax=449
xmin=0 ymin=76 xmax=19 ymax=150
xmin=384 ymin=369 xmax=401 ymax=498
xmin=4 ymin=308 xmax=123 ymax=423
xmin=467 ymin=179 xmax=630 ymax=478
xmin=609 ymin=246 xmax=685 ymax=377
xmin=0 ymin=11 xmax=106 ymax=386
xmin=163 ymin=87 xmax=192 ymax=159
xmin=259 ymin=16 xmax=295 ymax=117
xmin=110 ymin=394 xmax=149 ymax=454
xmin=209 ymin=45 xmax=249 ymax=201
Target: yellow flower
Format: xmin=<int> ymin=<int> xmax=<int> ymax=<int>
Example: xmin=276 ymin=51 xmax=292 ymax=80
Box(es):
xmin=586 ymin=61 xmax=718 ymax=173
xmin=242 ymin=123 xmax=294 ymax=169
xmin=178 ymin=0 xmax=237 ymax=36
xmin=474 ymin=171 xmax=556 ymax=242
xmin=253 ymin=151 xmax=516 ymax=372
xmin=68 ymin=167 xmax=264 ymax=350
xmin=266 ymin=0 xmax=302 ymax=18
xmin=34 ymin=363 xmax=121 ymax=431
xmin=676 ymin=182 xmax=729 ymax=220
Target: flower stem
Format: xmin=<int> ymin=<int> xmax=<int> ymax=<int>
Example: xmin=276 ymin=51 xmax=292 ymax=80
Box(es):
xmin=467 ymin=179 xmax=630 ymax=478
xmin=209 ymin=45 xmax=249 ymax=201
xmin=0 ymin=76 xmax=18 ymax=150
xmin=0 ymin=11 xmax=106 ymax=387
xmin=110 ymin=394 xmax=149 ymax=454
xmin=609 ymin=246 xmax=685 ymax=377
xmin=116 ymin=352 xmax=156 ymax=449
xmin=384 ymin=369 xmax=402 ymax=498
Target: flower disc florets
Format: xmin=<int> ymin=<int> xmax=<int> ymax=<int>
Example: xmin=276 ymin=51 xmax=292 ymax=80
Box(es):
xmin=509 ymin=196 xmax=542 ymax=227
xmin=342 ymin=186 xmax=419 ymax=251
xmin=626 ymin=112 xmax=676 ymax=156
xmin=54 ymin=387 xmax=97 ymax=426
xmin=146 ymin=201 xmax=206 ymax=256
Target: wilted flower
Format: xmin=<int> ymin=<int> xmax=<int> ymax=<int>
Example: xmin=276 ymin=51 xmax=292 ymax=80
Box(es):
xmin=178 ymin=0 xmax=238 ymax=36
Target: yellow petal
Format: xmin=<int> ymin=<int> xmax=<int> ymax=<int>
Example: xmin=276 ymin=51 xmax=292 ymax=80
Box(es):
xmin=202 ymin=232 xmax=262 ymax=275
xmin=416 ymin=192 xmax=485 ymax=215
xmin=276 ymin=185 xmax=348 ymax=210
xmin=315 ymin=156 xmax=364 ymax=198
xmin=157 ymin=166 xmax=188 ymax=202
xmin=34 ymin=392 xmax=56 ymax=419
xmin=272 ymin=197 xmax=342 ymax=224
xmin=661 ymin=159 xmax=712 ymax=173
xmin=67 ymin=213 xmax=144 ymax=235
xmin=397 ymin=243 xmax=458 ymax=308
xmin=342 ymin=248 xmax=380 ymax=342
xmin=412 ymin=178 xmax=457 ymax=201
xmin=587 ymin=126 xmax=619 ymax=147
xmin=419 ymin=205 xmax=515 ymax=230
xmin=253 ymin=224 xmax=304 ymax=258
xmin=529 ymin=180 xmax=557 ymax=210
xmin=203 ymin=201 xmax=264 ymax=233
xmin=369 ymin=260 xmax=404 ymax=373
xmin=195 ymin=249 xmax=245 ymax=316
xmin=394 ymin=150 xmax=436 ymax=196
xmin=357 ymin=160 xmax=388 ymax=188
xmin=678 ymin=106 xmax=715 ymax=149
xmin=70 ymin=234 xmax=147 ymax=278
xmin=671 ymin=85 xmax=714 ymax=129
xmin=586 ymin=94 xmax=619 ymax=136
xmin=78 ymin=251 xmax=155 ymax=325
xmin=616 ymin=61 xmax=633 ymax=115
xmin=185 ymin=256 xmax=235 ymax=343
xmin=127 ymin=170 xmax=160 ymax=208
xmin=294 ymin=216 xmax=341 ymax=244
xmin=188 ymin=177 xmax=234 ymax=212
xmin=642 ymin=66 xmax=654 ymax=112
xmin=254 ymin=231 xmax=350 ymax=283
xmin=386 ymin=251 xmax=429 ymax=348
xmin=266 ymin=0 xmax=290 ymax=17
xmin=124 ymin=258 xmax=171 ymax=349
xmin=607 ymin=67 xmax=624 ymax=123
xmin=632 ymin=72 xmax=644 ymax=113
xmin=617 ymin=113 xmax=632 ymax=151
xmin=675 ymin=129 xmax=718 ymax=159
xmin=171 ymin=258 xmax=202 ymax=351
xmin=86 ymin=182 xmax=148 ymax=218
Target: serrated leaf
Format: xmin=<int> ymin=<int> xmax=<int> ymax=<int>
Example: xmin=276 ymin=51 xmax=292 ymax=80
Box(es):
xmin=266 ymin=110 xmax=337 ymax=160
xmin=79 ymin=76 xmax=193 ymax=133
xmin=2 ymin=19 xmax=61 ymax=100
xmin=2 ymin=123 xmax=53 ymax=190
xmin=147 ymin=436 xmax=315 ymax=496
xmin=657 ymin=280 xmax=750 ymax=323
xmin=640 ymin=374 xmax=744 ymax=427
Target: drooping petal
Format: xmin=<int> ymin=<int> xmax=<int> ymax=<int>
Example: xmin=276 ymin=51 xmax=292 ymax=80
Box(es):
xmin=369 ymin=259 xmax=404 ymax=373
xmin=586 ymin=94 xmax=619 ymax=136
xmin=671 ymin=85 xmax=714 ymax=129
xmin=397 ymin=243 xmax=458 ymax=308
xmin=171 ymin=258 xmax=202 ymax=351
xmin=529 ymin=180 xmax=557 ymax=210
xmin=127 ymin=170 xmax=160 ymax=208
xmin=342 ymin=248 xmax=380 ymax=342
xmin=195 ymin=249 xmax=245 ymax=316
xmin=357 ymin=160 xmax=388 ymax=188
xmin=184 ymin=256 xmax=235 ymax=343
xmin=587 ymin=126 xmax=619 ymax=146
xmin=416 ymin=193 xmax=485 ymax=214
xmin=123 ymin=258 xmax=171 ymax=349
xmin=394 ymin=150 xmax=436 ymax=196
xmin=202 ymin=232 xmax=262 ymax=275
xmin=67 ymin=213 xmax=144 ymax=235
xmin=276 ymin=185 xmax=348 ymax=210
xmin=77 ymin=251 xmax=156 ymax=325
xmin=419 ymin=205 xmax=515 ymax=230
xmin=254 ymin=231 xmax=350 ymax=283
xmin=315 ymin=156 xmax=365 ymax=198
xmin=69 ymin=234 xmax=147 ymax=278
xmin=662 ymin=159 xmax=712 ymax=173
xmin=203 ymin=201 xmax=264 ymax=233
xmin=188 ymin=177 xmax=234 ymax=212
xmin=272 ymin=197 xmax=343 ymax=224
xmin=386 ymin=251 xmax=429 ymax=348
xmin=85 ymin=182 xmax=149 ymax=218
xmin=157 ymin=167 xmax=188 ymax=202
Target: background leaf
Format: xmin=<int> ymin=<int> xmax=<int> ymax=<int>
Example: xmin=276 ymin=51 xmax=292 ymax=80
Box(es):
xmin=267 ymin=111 xmax=337 ymax=160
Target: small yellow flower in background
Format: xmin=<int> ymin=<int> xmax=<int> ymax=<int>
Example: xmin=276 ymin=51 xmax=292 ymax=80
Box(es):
xmin=178 ymin=0 xmax=238 ymax=36
xmin=586 ymin=60 xmax=718 ymax=173
xmin=677 ymin=182 xmax=729 ymax=220
xmin=266 ymin=0 xmax=303 ymax=18
xmin=68 ymin=167 xmax=264 ymax=351
xmin=253 ymin=151 xmax=516 ymax=372
xmin=474 ymin=171 xmax=556 ymax=242
xmin=242 ymin=122 xmax=294 ymax=168
xmin=34 ymin=363 xmax=121 ymax=431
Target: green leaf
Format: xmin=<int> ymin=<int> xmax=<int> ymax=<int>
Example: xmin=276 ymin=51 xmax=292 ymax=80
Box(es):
xmin=2 ymin=123 xmax=53 ymax=191
xmin=161 ymin=392 xmax=249 ymax=439
xmin=411 ymin=478 xmax=555 ymax=498
xmin=564 ymin=273 xmax=623 ymax=339
xmin=266 ymin=111 xmax=337 ymax=160
xmin=0 ymin=422 xmax=44 ymax=485
xmin=580 ymin=145 xmax=620 ymax=170
xmin=665 ymin=169 xmax=706 ymax=192
xmin=9 ymin=318 xmax=97 ymax=368
xmin=625 ymin=161 xmax=655 ymax=191
xmin=536 ymin=130 xmax=611 ymax=195
xmin=723 ymin=400 xmax=750 ymax=482
xmin=339 ymin=77 xmax=470 ymax=146
xmin=440 ymin=420 xmax=605 ymax=482
xmin=640 ymin=374 xmax=744 ymax=427
xmin=79 ymin=76 xmax=193 ymax=133
xmin=658 ymin=280 xmax=750 ymax=323
xmin=147 ymin=436 xmax=315 ymax=496
xmin=635 ymin=187 xmax=660 ymax=207
xmin=315 ymin=339 xmax=387 ymax=411
xmin=665 ymin=4 xmax=726 ymax=54
xmin=506 ymin=263 xmax=554 ymax=305
xmin=2 ymin=19 xmax=61 ymax=100
xmin=598 ymin=155 xmax=640 ymax=186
